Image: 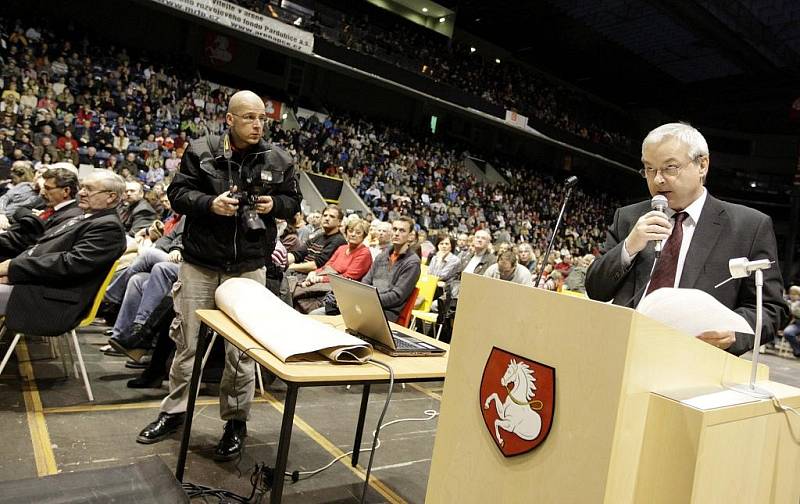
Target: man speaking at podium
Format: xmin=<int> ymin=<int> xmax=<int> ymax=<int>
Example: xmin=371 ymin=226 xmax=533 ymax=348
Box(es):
xmin=586 ymin=122 xmax=788 ymax=355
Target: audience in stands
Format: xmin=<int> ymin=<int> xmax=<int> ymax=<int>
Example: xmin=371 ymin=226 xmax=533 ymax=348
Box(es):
xmin=237 ymin=0 xmax=635 ymax=153
xmin=293 ymin=218 xmax=372 ymax=313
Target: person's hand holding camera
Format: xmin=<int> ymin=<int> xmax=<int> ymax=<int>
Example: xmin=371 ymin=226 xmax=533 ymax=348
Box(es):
xmin=255 ymin=195 xmax=274 ymax=214
xmin=211 ymin=188 xmax=240 ymax=217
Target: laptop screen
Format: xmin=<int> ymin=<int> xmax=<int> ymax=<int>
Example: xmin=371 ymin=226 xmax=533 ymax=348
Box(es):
xmin=329 ymin=274 xmax=397 ymax=350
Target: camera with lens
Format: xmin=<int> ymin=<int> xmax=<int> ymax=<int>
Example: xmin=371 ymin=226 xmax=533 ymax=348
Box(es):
xmin=230 ymin=165 xmax=276 ymax=239
xmin=229 ymin=189 xmax=266 ymax=239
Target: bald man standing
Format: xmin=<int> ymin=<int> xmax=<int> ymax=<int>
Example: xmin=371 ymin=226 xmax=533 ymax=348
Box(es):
xmin=136 ymin=90 xmax=301 ymax=461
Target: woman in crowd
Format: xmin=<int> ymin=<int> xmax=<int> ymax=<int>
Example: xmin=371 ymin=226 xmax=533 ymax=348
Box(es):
xmin=113 ymin=129 xmax=130 ymax=153
xmin=145 ymin=148 xmax=165 ymax=185
xmin=293 ymin=218 xmax=373 ymax=314
xmin=428 ymin=235 xmax=461 ymax=291
xmin=0 ymin=161 xmax=43 ymax=230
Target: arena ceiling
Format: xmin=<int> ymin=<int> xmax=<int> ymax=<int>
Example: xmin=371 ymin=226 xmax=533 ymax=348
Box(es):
xmin=440 ymin=0 xmax=800 ymax=132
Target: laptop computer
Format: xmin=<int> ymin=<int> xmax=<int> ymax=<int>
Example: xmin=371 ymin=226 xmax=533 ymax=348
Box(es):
xmin=329 ymin=275 xmax=446 ymax=357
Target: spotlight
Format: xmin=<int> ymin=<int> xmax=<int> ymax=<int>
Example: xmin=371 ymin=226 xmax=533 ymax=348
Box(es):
xmin=495 ymin=58 xmax=501 ymax=64
xmin=470 ymin=46 xmax=476 ymax=53
xmin=439 ymin=17 xmax=446 ymax=23
xmin=293 ymin=17 xmax=302 ymax=26
xmin=422 ymin=7 xmax=428 ymax=13
xmin=750 ymin=181 xmax=757 ymax=188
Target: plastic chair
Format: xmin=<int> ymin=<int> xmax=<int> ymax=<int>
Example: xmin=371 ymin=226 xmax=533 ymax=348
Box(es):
xmin=395 ymin=288 xmax=419 ymax=328
xmin=0 ymin=260 xmax=120 ymax=402
xmin=410 ymin=272 xmax=441 ymax=338
xmin=559 ymin=289 xmax=587 ymax=299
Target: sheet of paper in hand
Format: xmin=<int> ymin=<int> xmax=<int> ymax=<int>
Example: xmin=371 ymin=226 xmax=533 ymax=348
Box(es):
xmin=636 ymin=287 xmax=753 ymax=337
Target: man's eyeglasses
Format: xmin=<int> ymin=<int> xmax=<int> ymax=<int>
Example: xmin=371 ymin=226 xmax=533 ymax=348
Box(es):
xmin=42 ymin=184 xmax=63 ymax=192
xmin=639 ymin=164 xmax=682 ymax=179
xmin=78 ymin=185 xmax=111 ymax=197
xmin=639 ymin=157 xmax=703 ymax=179
xmin=230 ymin=112 xmax=268 ymax=124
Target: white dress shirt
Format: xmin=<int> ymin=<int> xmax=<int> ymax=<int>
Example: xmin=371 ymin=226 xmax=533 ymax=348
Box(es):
xmin=621 ymin=188 xmax=708 ymax=303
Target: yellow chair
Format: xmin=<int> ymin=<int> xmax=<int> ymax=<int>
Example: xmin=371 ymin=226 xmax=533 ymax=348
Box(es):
xmin=0 ymin=260 xmax=120 ymax=402
xmin=559 ymin=289 xmax=588 ymax=299
xmin=410 ymin=272 xmax=442 ymax=339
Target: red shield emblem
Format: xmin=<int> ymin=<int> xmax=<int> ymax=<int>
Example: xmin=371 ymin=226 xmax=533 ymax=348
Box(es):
xmin=479 ymin=346 xmax=555 ymax=457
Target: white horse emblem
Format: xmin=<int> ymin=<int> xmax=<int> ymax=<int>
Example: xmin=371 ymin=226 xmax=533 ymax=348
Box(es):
xmin=483 ymin=358 xmax=543 ymax=446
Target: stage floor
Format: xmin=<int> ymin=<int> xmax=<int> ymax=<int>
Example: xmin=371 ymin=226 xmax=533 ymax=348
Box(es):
xmin=0 ymin=323 xmax=798 ymax=503
xmin=0 ymin=323 xmax=443 ymax=503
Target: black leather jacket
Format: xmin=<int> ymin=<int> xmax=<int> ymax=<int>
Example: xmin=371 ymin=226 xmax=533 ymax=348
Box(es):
xmin=167 ymin=135 xmax=301 ymax=273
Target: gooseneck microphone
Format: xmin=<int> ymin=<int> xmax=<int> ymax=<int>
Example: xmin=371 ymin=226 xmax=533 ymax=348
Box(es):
xmin=650 ymin=194 xmax=668 ymax=258
xmin=534 ymin=176 xmax=578 ymax=288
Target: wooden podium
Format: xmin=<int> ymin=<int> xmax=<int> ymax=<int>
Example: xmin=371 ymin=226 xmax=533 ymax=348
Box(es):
xmin=425 ymin=274 xmax=800 ymax=503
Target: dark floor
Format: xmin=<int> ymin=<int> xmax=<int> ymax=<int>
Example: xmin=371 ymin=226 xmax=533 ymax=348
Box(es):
xmin=0 ymin=324 xmax=798 ymax=503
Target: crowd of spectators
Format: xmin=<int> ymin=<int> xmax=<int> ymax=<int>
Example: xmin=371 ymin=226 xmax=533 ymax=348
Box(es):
xmin=234 ymin=0 xmax=636 ymax=153
xmin=266 ymin=114 xmax=616 ymax=258
xmin=0 ymin=16 xmax=616 ymax=265
xmin=0 ymin=17 xmax=232 ymax=190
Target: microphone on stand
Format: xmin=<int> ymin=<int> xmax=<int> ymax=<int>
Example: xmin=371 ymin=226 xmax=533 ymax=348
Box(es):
xmin=534 ymin=176 xmax=578 ymax=288
xmin=650 ymin=195 xmax=668 ymax=258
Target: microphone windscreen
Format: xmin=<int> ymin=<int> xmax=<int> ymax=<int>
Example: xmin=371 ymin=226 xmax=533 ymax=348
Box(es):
xmin=650 ymin=194 xmax=668 ymax=212
xmin=565 ymin=176 xmax=578 ymax=187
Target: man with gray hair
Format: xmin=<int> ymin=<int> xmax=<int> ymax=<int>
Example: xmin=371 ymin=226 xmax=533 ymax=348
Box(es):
xmin=369 ymin=221 xmax=392 ymax=259
xmin=586 ymin=122 xmax=787 ymax=355
xmin=0 ymin=170 xmax=126 ymax=336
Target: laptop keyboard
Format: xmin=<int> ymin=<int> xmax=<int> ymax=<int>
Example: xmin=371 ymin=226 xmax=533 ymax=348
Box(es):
xmin=392 ymin=333 xmax=419 ymax=350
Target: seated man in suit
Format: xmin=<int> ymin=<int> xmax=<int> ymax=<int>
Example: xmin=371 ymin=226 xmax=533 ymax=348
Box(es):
xmin=118 ymin=181 xmax=157 ymax=236
xmin=0 ymin=166 xmax=83 ymax=259
xmin=0 ymin=170 xmax=127 ymax=336
xmin=585 ymin=122 xmax=788 ymax=355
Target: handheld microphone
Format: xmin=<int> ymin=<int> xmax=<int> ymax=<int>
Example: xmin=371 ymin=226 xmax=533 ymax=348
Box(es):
xmin=650 ymin=195 xmax=668 ymax=258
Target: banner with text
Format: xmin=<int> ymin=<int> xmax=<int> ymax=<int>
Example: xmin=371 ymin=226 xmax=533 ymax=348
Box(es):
xmin=151 ymin=0 xmax=314 ymax=54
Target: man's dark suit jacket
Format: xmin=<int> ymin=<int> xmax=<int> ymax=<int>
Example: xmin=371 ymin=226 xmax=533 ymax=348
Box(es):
xmin=119 ymin=198 xmax=157 ymax=236
xmin=0 ymin=201 xmax=83 ymax=259
xmin=5 ymin=208 xmax=127 ymax=336
xmin=585 ymin=193 xmax=788 ymax=356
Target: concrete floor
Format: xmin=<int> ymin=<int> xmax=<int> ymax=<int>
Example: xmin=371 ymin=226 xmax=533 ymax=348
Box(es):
xmin=0 ymin=324 xmax=798 ymax=503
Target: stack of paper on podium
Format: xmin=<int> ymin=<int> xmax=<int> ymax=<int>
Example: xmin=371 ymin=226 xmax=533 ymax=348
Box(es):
xmin=215 ymin=278 xmax=372 ymax=362
xmin=636 ymin=287 xmax=753 ymax=336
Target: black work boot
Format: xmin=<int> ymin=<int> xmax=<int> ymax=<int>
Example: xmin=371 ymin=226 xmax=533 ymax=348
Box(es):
xmin=213 ymin=420 xmax=247 ymax=461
